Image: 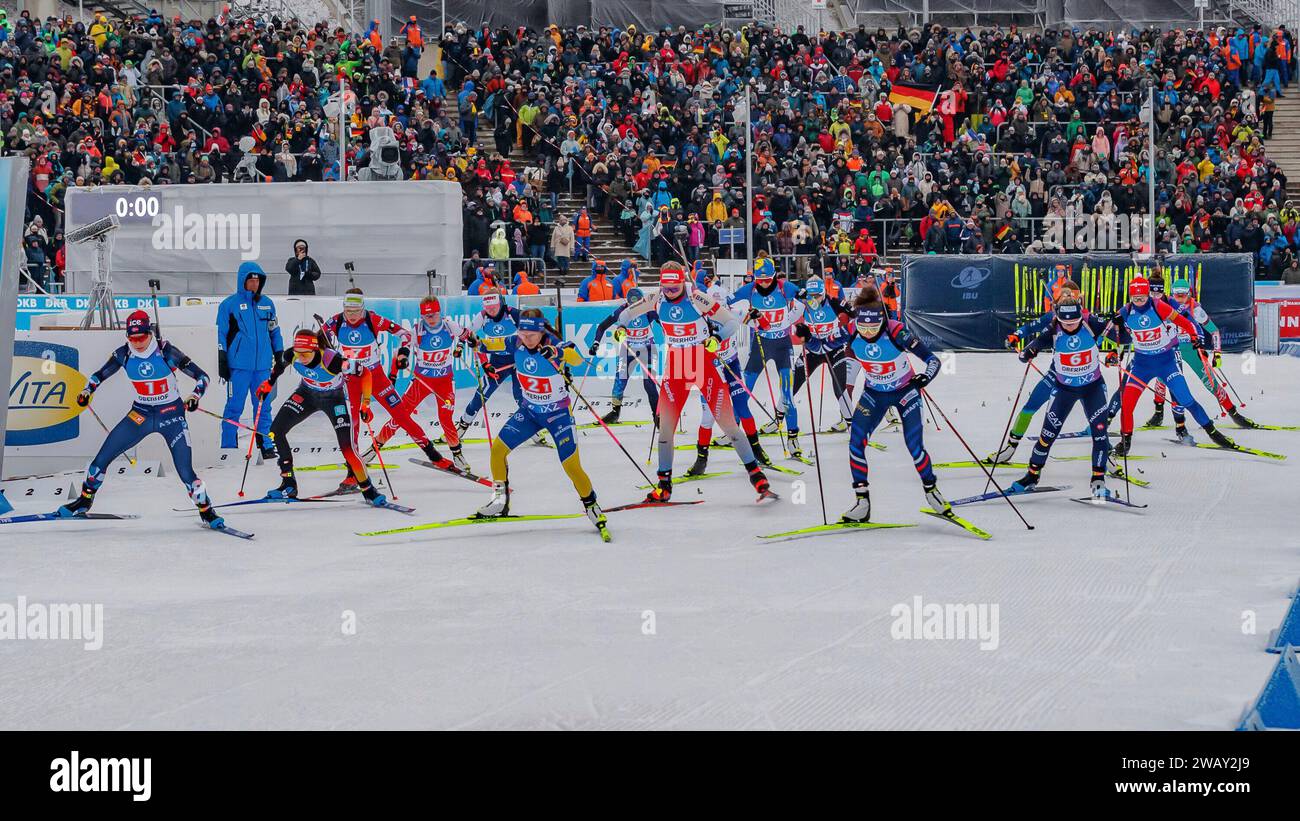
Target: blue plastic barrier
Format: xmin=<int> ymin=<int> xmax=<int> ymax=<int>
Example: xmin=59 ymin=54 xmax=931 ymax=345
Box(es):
xmin=1237 ymin=645 xmax=1300 ymax=730
xmin=1268 ymin=581 xmax=1300 ymax=654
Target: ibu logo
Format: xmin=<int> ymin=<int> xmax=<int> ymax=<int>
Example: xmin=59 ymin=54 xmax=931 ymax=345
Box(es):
xmin=7 ymin=341 xmax=85 ymax=446
xmin=951 ymin=266 xmax=991 ymax=289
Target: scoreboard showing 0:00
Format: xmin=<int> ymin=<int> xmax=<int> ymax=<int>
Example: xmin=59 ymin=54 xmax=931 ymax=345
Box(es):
xmin=113 ymin=193 xmax=161 ymax=220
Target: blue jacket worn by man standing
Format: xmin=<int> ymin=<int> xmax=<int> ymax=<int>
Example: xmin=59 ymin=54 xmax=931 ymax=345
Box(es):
xmin=217 ymin=261 xmax=283 ymax=452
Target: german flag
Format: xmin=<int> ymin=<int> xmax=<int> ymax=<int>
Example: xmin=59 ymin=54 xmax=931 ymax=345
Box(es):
xmin=888 ymin=82 xmax=939 ymax=115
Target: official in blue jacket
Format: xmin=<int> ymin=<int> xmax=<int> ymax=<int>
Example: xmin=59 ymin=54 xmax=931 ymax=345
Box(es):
xmin=216 ymin=261 xmax=283 ymax=454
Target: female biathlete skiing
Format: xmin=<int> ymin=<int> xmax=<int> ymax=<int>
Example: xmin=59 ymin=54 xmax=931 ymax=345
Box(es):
xmin=1007 ymin=297 xmax=1116 ymax=498
xmin=60 ymin=310 xmax=223 ymax=528
xmin=620 ymin=262 xmax=774 ymax=503
xmin=475 ymin=309 xmax=609 ymax=540
xmin=840 ymin=286 xmax=948 ymax=523
xmin=256 ymin=328 xmax=388 ymax=507
xmin=373 ymin=296 xmax=475 ymax=472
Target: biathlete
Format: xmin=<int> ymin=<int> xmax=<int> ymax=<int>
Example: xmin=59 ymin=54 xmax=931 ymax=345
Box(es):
xmin=476 ymin=309 xmax=608 ymax=539
xmin=257 ymin=329 xmax=388 ymax=506
xmin=324 ymin=289 xmax=452 ymax=485
xmin=1143 ymin=276 xmax=1258 ymax=440
xmin=687 ymin=268 xmax=771 ymax=475
xmin=1008 ymin=297 xmax=1116 ymax=498
xmin=455 ymin=290 xmax=539 ymax=443
xmin=730 ymin=257 xmax=805 ymax=456
xmin=60 ymin=311 xmax=222 ymax=528
xmin=988 ymin=279 xmax=1084 ymax=463
xmin=1110 ymin=277 xmax=1236 ymax=457
xmin=621 ymin=262 xmax=773 ymax=502
xmin=840 ymin=286 xmax=949 ymax=523
xmin=588 ymin=287 xmax=660 ymax=426
xmin=790 ymin=275 xmax=856 ymax=433
xmin=375 ymin=296 xmax=474 ymax=471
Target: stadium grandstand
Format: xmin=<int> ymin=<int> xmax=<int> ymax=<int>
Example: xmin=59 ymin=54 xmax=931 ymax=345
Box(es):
xmin=6 ymin=0 xmax=1300 ymax=293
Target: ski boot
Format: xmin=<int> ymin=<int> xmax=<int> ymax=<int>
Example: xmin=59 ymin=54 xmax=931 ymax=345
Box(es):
xmin=1090 ymin=476 xmax=1110 ymax=499
xmin=601 ymin=400 xmax=622 ymax=425
xmin=336 ymin=473 xmax=360 ymax=494
xmin=923 ymin=481 xmax=952 ymax=514
xmin=1228 ymin=408 xmax=1260 ymax=430
xmin=421 ymin=441 xmax=454 ymax=471
xmin=1205 ymin=424 xmax=1236 ymax=449
xmin=581 ymin=492 xmax=610 ymax=539
xmin=56 ymin=490 xmax=96 ymax=518
xmin=645 ymin=471 xmax=673 ymax=503
xmin=841 ymin=484 xmax=871 ymax=523
xmin=450 ymin=445 xmax=472 ymax=473
xmin=759 ymin=411 xmax=785 ymax=436
xmin=686 ymin=445 xmax=710 ymax=477
xmin=259 ymin=437 xmax=277 ymax=461
xmin=477 ymin=481 xmax=510 ymax=517
xmin=454 ymin=419 xmax=470 ymax=440
xmin=359 ymin=479 xmax=387 ymax=507
xmin=747 ymin=463 xmax=776 ymax=502
xmin=988 ymin=433 xmax=1021 ymax=465
xmin=533 ymin=430 xmax=550 ymax=447
xmin=266 ymin=472 xmax=298 ymax=500
xmin=1171 ymin=424 xmax=1196 ymax=446
xmin=1112 ymin=433 xmax=1132 ymax=458
xmin=747 ymin=432 xmax=773 ymax=467
xmin=785 ymin=431 xmax=802 ymax=459
xmin=826 ymin=419 xmax=849 ymax=434
xmin=1009 ymin=466 xmax=1041 ymax=493
xmin=1144 ymin=404 xmax=1165 ymax=428
xmin=198 ymin=503 xmax=226 ymax=529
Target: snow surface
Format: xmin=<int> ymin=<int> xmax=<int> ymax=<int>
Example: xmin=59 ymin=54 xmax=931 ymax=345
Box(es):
xmin=1 ymin=352 xmax=1296 ymax=730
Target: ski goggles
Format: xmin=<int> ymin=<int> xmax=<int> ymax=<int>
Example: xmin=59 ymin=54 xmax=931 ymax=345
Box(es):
xmin=343 ymin=293 xmax=365 ymax=309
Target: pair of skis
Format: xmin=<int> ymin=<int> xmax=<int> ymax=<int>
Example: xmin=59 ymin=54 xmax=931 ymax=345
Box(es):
xmin=356 ymin=498 xmax=706 ymax=538
xmin=761 ymin=507 xmax=991 ymax=542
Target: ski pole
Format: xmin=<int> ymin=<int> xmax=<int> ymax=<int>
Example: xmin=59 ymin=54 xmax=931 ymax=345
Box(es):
xmin=364 ymin=413 xmax=397 ymax=499
xmin=752 ymin=331 xmax=789 ymax=457
xmin=984 ymin=358 xmax=1033 ymax=494
xmin=236 ymin=395 xmax=266 ymax=498
xmin=193 ymin=405 xmax=273 ymax=437
xmin=715 ymin=347 xmax=778 ymax=424
xmin=921 ymin=389 xmax=1034 ymax=531
xmin=473 ymin=357 xmax=495 ymax=449
xmin=1212 ymin=364 xmax=1247 ymax=408
xmin=801 ymin=356 xmax=828 ymax=526
xmin=561 ymin=367 xmax=656 ymax=487
xmin=83 ymin=403 xmax=136 ymax=466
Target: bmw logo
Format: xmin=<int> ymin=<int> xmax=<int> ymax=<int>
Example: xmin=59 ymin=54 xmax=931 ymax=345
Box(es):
xmin=137 ymin=361 xmax=154 ymax=376
xmin=1139 ymin=316 xmax=1150 ymax=327
xmin=669 ymin=306 xmax=683 ymax=320
xmin=523 ymin=357 xmax=537 ymax=373
xmin=348 ymin=329 xmax=362 ymax=342
xmin=1066 ymin=334 xmax=1080 ymax=349
xmin=866 ymin=344 xmax=880 ymax=357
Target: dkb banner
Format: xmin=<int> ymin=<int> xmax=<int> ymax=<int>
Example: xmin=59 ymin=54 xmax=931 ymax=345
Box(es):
xmin=901 ymin=254 xmax=1256 ymax=352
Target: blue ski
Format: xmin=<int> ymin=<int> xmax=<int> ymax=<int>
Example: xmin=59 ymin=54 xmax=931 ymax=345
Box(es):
xmin=0 ymin=512 xmax=139 ymax=525
xmin=202 ymin=522 xmax=255 ymax=539
xmin=950 ymin=485 xmax=1069 ymax=507
xmin=369 ymin=500 xmax=416 ymax=515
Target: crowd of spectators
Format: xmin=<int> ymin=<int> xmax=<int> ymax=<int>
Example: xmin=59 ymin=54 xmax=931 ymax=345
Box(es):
xmin=4 ymin=7 xmax=1299 ymax=292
